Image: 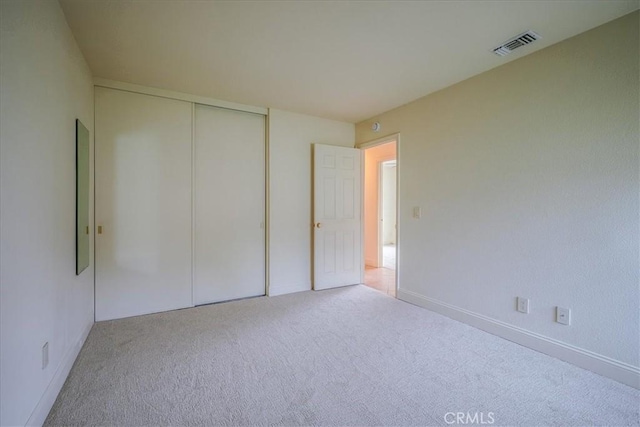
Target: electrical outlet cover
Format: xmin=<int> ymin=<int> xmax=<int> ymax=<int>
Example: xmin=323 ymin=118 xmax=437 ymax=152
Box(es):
xmin=516 ymin=297 xmax=529 ymax=314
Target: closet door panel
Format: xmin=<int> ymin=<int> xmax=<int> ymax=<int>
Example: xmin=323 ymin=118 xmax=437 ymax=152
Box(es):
xmin=194 ymin=105 xmax=265 ymax=304
xmin=95 ymin=87 xmax=192 ymax=321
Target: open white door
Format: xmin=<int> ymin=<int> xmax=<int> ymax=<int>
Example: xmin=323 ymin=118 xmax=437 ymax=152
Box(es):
xmin=313 ymin=144 xmax=362 ymax=290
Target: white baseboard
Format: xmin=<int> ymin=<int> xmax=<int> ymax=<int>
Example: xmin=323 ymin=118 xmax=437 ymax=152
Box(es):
xmin=268 ymin=283 xmax=311 ymax=297
xmin=26 ymin=322 xmax=94 ymax=426
xmin=398 ymin=289 xmax=640 ymax=389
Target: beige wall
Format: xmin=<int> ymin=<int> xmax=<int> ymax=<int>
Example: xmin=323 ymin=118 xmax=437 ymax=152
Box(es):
xmin=268 ymin=109 xmax=354 ymax=296
xmin=363 ymin=142 xmax=396 ymax=267
xmin=0 ymin=1 xmax=95 ymax=424
xmin=356 ymin=12 xmax=639 ymax=384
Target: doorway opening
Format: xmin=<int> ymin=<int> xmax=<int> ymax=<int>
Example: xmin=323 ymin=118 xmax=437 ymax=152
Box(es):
xmin=362 ymin=139 xmax=397 ymax=297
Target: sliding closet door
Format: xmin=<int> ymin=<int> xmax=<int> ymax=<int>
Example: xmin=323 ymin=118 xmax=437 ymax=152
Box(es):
xmin=95 ymin=87 xmax=192 ymax=321
xmin=194 ymin=105 xmax=265 ymax=304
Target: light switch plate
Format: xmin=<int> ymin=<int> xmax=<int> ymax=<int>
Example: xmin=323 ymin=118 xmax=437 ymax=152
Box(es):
xmin=556 ymin=307 xmax=571 ymax=325
xmin=413 ymin=206 xmax=421 ymax=219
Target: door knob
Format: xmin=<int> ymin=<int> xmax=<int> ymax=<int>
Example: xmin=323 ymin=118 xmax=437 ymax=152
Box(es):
xmin=315 ymin=223 xmax=322 ymax=228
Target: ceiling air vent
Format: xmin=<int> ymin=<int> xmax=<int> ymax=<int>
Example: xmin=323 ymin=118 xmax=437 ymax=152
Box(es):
xmin=493 ymin=30 xmax=541 ymax=57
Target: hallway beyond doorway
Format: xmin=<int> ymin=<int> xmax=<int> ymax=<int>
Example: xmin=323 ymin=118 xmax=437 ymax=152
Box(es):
xmin=364 ymin=245 xmax=396 ymax=297
xmin=361 ymin=137 xmax=397 ymax=298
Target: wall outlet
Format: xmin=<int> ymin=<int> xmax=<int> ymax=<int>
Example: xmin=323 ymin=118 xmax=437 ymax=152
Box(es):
xmin=556 ymin=307 xmax=571 ymax=325
xmin=42 ymin=342 xmax=49 ymax=369
xmin=516 ymin=297 xmax=530 ymax=314
xmin=413 ymin=206 xmax=421 ymax=219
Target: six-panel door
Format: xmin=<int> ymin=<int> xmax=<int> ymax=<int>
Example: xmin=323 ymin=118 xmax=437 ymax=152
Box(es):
xmin=313 ymin=144 xmax=362 ymax=290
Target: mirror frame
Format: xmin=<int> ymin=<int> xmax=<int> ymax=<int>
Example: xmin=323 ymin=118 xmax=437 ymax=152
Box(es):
xmin=76 ymin=119 xmax=90 ymax=275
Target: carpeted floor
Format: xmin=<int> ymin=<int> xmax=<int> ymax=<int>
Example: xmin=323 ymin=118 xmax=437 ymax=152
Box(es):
xmin=45 ymin=285 xmax=639 ymax=426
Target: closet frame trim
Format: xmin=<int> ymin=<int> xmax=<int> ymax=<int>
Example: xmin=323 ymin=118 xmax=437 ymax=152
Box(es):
xmin=94 ymin=78 xmax=268 ymax=116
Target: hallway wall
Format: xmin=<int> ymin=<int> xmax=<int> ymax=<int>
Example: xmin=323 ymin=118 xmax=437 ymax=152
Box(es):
xmin=382 ymin=163 xmax=397 ymax=245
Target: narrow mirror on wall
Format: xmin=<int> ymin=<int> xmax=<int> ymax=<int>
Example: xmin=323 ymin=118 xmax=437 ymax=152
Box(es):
xmin=76 ymin=119 xmax=90 ymax=275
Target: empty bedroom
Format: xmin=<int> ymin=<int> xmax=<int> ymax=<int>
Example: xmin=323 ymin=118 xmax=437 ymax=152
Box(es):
xmin=1 ymin=1 xmax=638 ymax=426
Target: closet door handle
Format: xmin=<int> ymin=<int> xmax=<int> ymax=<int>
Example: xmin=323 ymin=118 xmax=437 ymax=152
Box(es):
xmin=98 ymin=226 xmax=103 ymax=235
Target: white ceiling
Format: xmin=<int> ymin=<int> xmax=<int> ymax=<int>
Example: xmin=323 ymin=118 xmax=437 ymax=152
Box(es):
xmin=60 ymin=0 xmax=638 ymax=123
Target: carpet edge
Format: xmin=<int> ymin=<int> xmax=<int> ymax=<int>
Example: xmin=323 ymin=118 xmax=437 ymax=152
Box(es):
xmin=398 ymin=288 xmax=640 ymax=389
xmin=26 ymin=321 xmax=94 ymax=426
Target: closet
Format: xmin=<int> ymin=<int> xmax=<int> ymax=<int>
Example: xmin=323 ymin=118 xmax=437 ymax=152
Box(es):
xmin=194 ymin=104 xmax=265 ymax=305
xmin=95 ymin=87 xmax=265 ymax=321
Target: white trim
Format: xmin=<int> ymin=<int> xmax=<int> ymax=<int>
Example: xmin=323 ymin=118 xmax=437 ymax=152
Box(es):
xmin=357 ymin=133 xmax=400 ymax=150
xmin=394 ymin=135 xmax=401 ymax=297
xmin=265 ymin=112 xmax=270 ymax=297
xmin=25 ymin=322 xmax=93 ymax=426
xmin=94 ymin=78 xmax=267 ymax=116
xmin=359 ymin=150 xmax=365 ymax=284
xmin=268 ymin=283 xmax=311 ymax=297
xmin=190 ymin=103 xmax=196 ymax=306
xmin=398 ymin=288 xmax=640 ymax=389
xmin=93 ymin=85 xmax=97 ymax=321
xmin=376 ymin=161 xmax=383 ymax=267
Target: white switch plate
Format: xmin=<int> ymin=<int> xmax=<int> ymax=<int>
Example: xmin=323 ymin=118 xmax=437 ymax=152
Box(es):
xmin=556 ymin=307 xmax=571 ymax=325
xmin=516 ymin=297 xmax=529 ymax=314
xmin=413 ymin=206 xmax=421 ymax=219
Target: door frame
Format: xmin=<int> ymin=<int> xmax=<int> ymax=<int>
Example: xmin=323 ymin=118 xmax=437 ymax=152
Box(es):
xmin=377 ymin=161 xmax=384 ymax=267
xmin=357 ymin=133 xmax=400 ymax=296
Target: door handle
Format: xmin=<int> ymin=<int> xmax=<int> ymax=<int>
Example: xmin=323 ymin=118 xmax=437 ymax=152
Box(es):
xmin=315 ymin=223 xmax=322 ymax=228
xmin=98 ymin=226 xmax=103 ymax=235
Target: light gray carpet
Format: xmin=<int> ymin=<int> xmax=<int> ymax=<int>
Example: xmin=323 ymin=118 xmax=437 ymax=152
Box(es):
xmin=45 ymin=285 xmax=639 ymax=426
